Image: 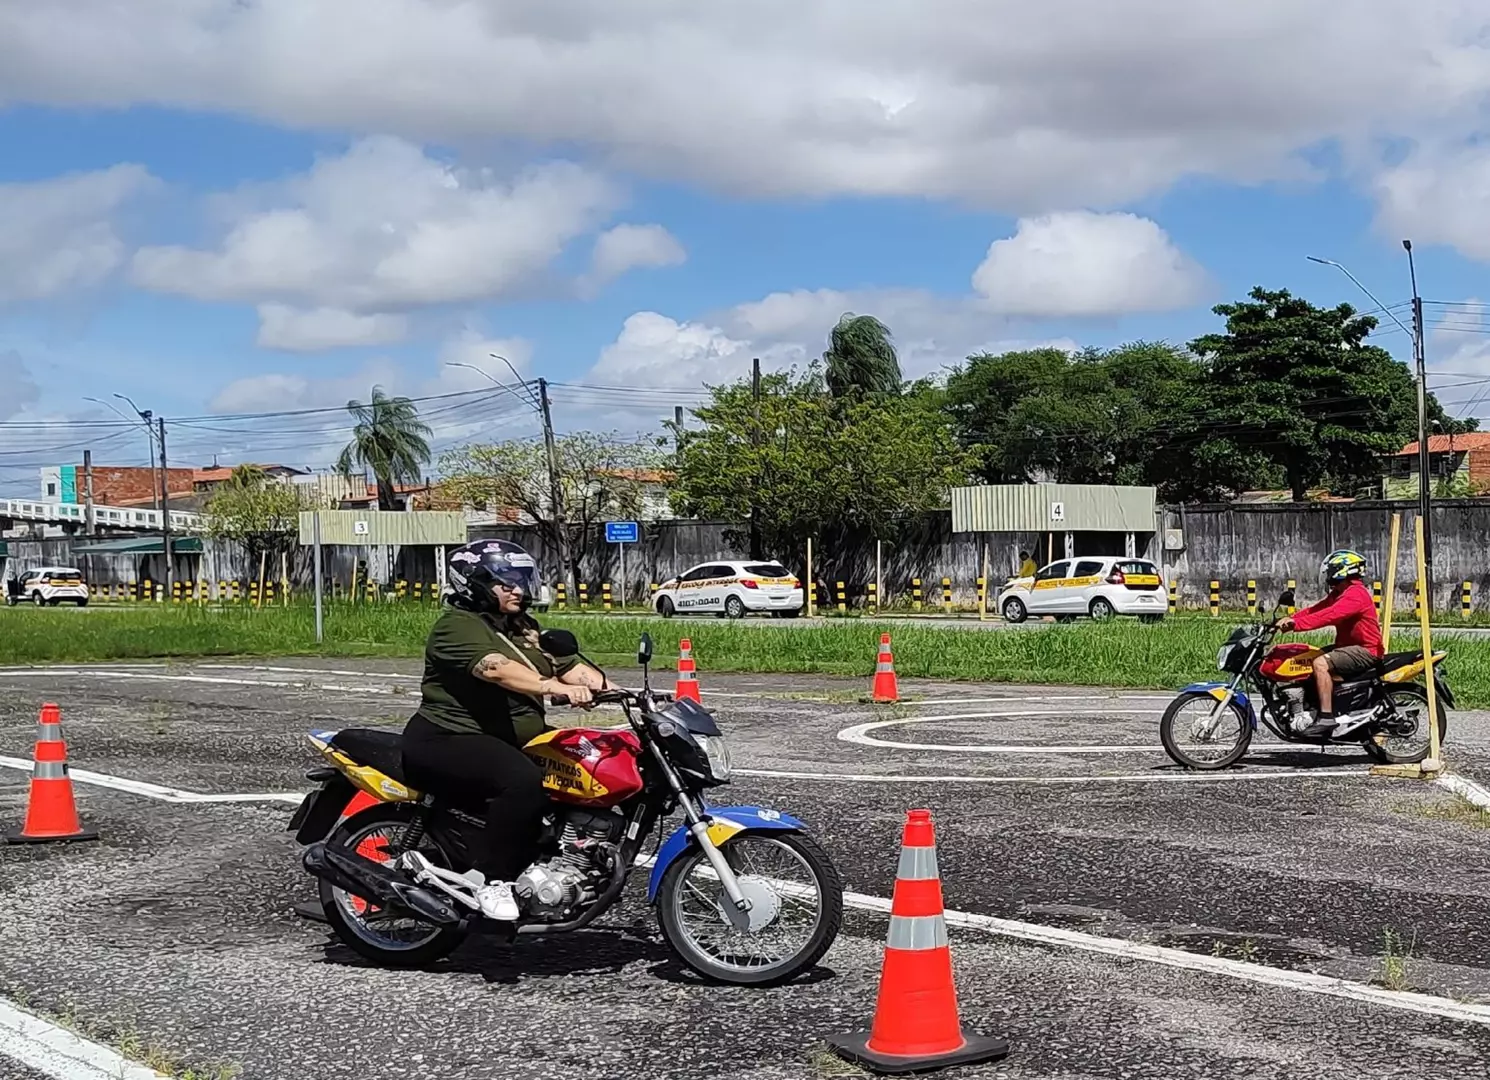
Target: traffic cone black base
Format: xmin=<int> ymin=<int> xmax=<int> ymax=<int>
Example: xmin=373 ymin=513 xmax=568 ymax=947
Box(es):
xmin=293 ymin=899 xmax=328 ymax=923
xmin=3 ymin=825 xmax=98 ymax=845
xmin=826 ymin=1031 xmax=1011 ymax=1075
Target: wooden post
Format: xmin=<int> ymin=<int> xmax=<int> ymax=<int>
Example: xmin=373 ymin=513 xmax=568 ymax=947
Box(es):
xmin=257 ymin=551 xmax=268 ymax=610
xmin=806 ymin=538 xmax=815 ymax=618
xmin=979 ymin=545 xmax=990 ymax=621
xmin=281 ymin=552 xmax=289 ymax=607
xmin=1415 ymin=515 xmax=1443 ymax=775
xmin=1381 ymin=514 xmax=1401 ymax=653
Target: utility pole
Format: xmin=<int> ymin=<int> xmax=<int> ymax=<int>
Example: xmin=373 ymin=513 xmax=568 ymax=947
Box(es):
xmin=537 ymin=377 xmax=569 ymax=588
xmin=82 ymin=449 xmax=95 ymax=536
xmin=1405 ymin=239 xmax=1432 ymax=600
xmin=674 ymin=405 xmax=685 ymax=452
xmin=750 ymin=358 xmax=762 ymax=559
xmin=158 ymin=416 xmax=173 ymax=591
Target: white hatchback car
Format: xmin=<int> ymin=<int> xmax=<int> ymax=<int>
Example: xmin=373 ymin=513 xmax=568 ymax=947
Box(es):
xmin=7 ymin=566 xmax=90 ymax=607
xmin=654 ymin=560 xmax=804 ymax=619
xmin=996 ymin=557 xmax=1165 ymax=624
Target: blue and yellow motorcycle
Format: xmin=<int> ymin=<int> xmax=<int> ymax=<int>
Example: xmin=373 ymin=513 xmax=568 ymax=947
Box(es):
xmin=292 ymin=632 xmax=843 ymax=986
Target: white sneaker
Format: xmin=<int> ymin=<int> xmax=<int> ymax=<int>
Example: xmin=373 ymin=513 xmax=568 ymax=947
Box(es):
xmin=477 ymin=880 xmax=520 ymax=921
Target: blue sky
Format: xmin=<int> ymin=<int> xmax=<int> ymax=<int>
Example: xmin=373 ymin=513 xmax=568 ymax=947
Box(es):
xmin=3 ymin=1 xmax=1490 ymax=495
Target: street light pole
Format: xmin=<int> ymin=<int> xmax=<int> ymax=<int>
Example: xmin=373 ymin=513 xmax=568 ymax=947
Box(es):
xmin=1307 ymin=253 xmax=1431 ymax=596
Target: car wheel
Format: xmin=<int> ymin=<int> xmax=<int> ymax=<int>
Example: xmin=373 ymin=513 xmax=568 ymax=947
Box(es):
xmin=657 ymin=596 xmax=676 ymax=619
xmin=32 ymin=591 xmax=45 ymax=607
xmin=1001 ymin=597 xmax=1027 ymax=624
xmin=725 ymin=595 xmax=747 ymax=620
xmin=1090 ymin=597 xmax=1116 ymax=621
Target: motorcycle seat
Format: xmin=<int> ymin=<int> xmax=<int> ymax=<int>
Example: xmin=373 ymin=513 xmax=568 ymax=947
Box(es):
xmin=329 ymin=728 xmax=408 ymax=785
xmin=1370 ymin=649 xmax=1424 ymax=677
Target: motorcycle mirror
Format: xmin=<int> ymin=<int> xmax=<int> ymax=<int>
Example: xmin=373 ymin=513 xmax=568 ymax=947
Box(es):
xmin=1277 ymin=589 xmax=1296 ymax=609
xmin=638 ymin=632 xmax=653 ymax=667
xmin=538 ymin=629 xmax=580 ymax=658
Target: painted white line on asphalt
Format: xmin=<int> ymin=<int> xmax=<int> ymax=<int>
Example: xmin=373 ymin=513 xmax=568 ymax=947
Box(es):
xmin=905 ymin=695 xmax=1169 ymax=707
xmin=0 ymin=757 xmax=302 ymax=805
xmin=734 ymin=767 xmax=1370 ymax=784
xmin=200 ymin=664 xmax=418 ymax=681
xmin=17 ymin=669 xmax=408 ymax=696
xmin=1437 ymin=771 xmax=1490 ymax=810
xmin=830 ymin=890 xmax=1490 ymax=1029
xmin=0 ymin=997 xmax=166 ymax=1080
xmin=839 ymin=708 xmax=1162 ymax=753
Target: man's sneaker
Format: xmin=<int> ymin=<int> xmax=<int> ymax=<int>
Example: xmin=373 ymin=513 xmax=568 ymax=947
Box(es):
xmin=1302 ymin=716 xmax=1338 ymax=737
xmin=477 ymin=881 xmax=520 ymax=922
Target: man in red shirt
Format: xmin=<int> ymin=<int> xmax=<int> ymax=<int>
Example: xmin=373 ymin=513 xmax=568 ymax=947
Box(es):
xmin=1276 ymin=549 xmax=1384 ymax=737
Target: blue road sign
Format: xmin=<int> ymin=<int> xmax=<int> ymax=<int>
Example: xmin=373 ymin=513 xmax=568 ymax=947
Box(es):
xmin=605 ymin=521 xmax=640 ymax=544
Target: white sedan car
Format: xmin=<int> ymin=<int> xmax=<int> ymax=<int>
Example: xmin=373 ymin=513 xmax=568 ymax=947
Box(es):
xmin=654 ymin=560 xmax=804 ymax=619
xmin=996 ymin=557 xmax=1166 ymax=623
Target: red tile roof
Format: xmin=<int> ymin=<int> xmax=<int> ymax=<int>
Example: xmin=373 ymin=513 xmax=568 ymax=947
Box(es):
xmin=1399 ymin=433 xmax=1490 ymax=455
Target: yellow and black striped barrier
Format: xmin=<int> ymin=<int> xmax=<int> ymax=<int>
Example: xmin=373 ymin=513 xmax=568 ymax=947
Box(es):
xmin=1372 ymin=579 xmax=1382 ymax=614
xmin=1168 ymin=580 xmax=1178 ymax=614
xmin=1285 ymin=580 xmax=1296 ymax=615
xmin=413 ymin=581 xmax=424 ymax=602
xmin=1415 ymin=580 xmax=1424 ymax=620
xmin=911 ymin=578 xmax=923 ymax=612
xmin=1246 ymin=579 xmax=1257 ymax=616
xmin=556 ymin=583 xmax=567 ymax=610
xmin=835 ymin=581 xmax=846 ymax=613
xmin=940 ymin=577 xmax=952 ymax=612
xmin=1209 ymin=580 xmax=1220 ymax=617
xmin=578 ymin=583 xmax=589 ymax=609
xmin=602 ymin=582 xmax=613 ymax=612
xmin=396 ymin=579 xmax=407 ymax=600
xmin=1463 ymin=580 xmax=1473 ymax=619
xmin=976 ymin=576 xmax=986 ymax=612
xmin=809 ymin=581 xmax=818 ymax=611
xmin=867 ymin=581 xmax=878 ymax=614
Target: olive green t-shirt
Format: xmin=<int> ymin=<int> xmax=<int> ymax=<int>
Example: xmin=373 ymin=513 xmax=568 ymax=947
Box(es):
xmin=415 ymin=607 xmax=578 ymax=744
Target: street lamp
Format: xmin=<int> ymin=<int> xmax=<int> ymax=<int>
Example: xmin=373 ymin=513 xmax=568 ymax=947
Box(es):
xmin=444 ymin=356 xmax=540 ymax=411
xmin=1307 ymin=253 xmax=1432 ymax=592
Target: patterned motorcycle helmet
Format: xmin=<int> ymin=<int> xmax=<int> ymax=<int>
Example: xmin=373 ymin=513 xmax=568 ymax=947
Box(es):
xmin=446 ymin=539 xmax=540 ymax=612
xmin=1320 ymin=549 xmax=1367 ymax=584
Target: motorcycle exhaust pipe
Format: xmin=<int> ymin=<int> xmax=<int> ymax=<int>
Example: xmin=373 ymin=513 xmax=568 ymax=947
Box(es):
xmin=302 ymin=842 xmax=464 ymax=927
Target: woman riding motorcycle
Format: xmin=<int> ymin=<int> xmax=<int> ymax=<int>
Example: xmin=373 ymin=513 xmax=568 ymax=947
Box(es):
xmin=400 ymin=540 xmax=606 ymax=922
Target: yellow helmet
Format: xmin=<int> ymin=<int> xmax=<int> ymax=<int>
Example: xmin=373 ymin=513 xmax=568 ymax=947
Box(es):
xmin=1321 ymin=549 xmax=1367 ymax=584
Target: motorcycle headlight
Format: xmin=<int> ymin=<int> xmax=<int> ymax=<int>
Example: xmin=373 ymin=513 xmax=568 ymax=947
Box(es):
xmin=694 ymin=733 xmax=732 ymax=782
xmin=1216 ymin=644 xmax=1232 ymax=671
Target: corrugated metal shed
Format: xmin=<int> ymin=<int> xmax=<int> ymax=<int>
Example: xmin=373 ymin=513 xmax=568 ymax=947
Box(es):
xmin=297 ymin=510 xmax=467 ymax=546
xmin=951 ymin=484 xmax=1156 ymax=533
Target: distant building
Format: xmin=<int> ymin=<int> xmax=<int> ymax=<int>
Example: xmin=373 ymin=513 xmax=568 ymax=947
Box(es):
xmin=1384 ymin=434 xmax=1490 ymax=497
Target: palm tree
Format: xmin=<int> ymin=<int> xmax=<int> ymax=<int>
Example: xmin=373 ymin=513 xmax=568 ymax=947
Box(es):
xmin=337 ymin=386 xmax=433 ymax=511
xmin=823 ymin=313 xmax=902 ymax=398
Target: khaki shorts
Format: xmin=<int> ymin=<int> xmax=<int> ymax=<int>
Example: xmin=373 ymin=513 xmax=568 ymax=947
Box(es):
xmin=1325 ymin=645 xmax=1378 ymax=682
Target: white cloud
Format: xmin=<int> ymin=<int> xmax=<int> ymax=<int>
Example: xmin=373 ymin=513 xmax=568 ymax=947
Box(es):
xmin=972 ymin=211 xmax=1209 ymax=317
xmin=131 ymin=136 xmax=616 ymax=320
xmin=4 ymin=2 xmax=1487 ymax=209
xmin=1376 ymin=146 xmax=1490 ymax=261
xmin=586 ymin=224 xmax=686 ymax=287
xmin=0 ymin=165 xmax=157 ymax=302
xmin=256 ymin=305 xmax=409 ymax=351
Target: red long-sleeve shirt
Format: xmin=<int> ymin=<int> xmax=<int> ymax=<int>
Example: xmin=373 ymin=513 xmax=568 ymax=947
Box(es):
xmin=1290 ymin=579 xmax=1383 ymax=656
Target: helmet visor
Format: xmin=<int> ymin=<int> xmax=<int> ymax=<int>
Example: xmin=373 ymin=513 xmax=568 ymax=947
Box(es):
xmin=489 ymin=565 xmax=539 ymax=596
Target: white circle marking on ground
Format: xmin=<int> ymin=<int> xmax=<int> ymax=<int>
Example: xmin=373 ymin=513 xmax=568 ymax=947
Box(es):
xmin=838 ymin=706 xmax=1165 ymax=754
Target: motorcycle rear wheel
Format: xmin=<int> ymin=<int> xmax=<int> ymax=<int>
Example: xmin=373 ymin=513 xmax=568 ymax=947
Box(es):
xmin=1364 ymin=684 xmax=1448 ymax=765
xmin=1160 ymin=691 xmax=1253 ymax=771
xmin=318 ymin=803 xmax=467 ymax=968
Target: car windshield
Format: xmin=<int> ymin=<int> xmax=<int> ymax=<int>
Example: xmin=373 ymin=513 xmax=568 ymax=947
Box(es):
xmin=45 ymin=571 xmax=82 ymax=583
xmin=743 ymin=564 xmax=790 ymax=577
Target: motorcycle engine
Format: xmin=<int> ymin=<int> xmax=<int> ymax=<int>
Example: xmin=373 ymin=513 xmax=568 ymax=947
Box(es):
xmin=1281 ymin=686 xmax=1311 ymax=729
xmin=514 ymin=808 xmax=625 ymax=917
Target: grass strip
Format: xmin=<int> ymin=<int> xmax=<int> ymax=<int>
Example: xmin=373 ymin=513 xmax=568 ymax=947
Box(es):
xmin=2 ymin=606 xmax=1485 ymax=705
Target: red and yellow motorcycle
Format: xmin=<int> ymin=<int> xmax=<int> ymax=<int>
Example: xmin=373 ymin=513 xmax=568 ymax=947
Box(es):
xmin=1159 ymin=591 xmax=1450 ymax=770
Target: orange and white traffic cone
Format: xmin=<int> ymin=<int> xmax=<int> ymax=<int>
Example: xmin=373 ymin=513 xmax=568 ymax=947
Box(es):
xmin=675 ymin=638 xmax=702 ymax=702
xmin=829 ymin=809 xmax=1009 ymax=1074
xmin=4 ymin=703 xmax=99 ymax=845
xmin=871 ymin=633 xmax=899 ymax=703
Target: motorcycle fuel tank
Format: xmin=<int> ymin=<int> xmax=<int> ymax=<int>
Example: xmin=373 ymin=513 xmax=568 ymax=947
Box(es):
xmin=1259 ymin=642 xmax=1321 ymax=684
xmin=522 ymin=728 xmax=645 ymax=807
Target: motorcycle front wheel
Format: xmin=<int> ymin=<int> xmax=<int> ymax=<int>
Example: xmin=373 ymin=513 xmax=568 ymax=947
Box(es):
xmin=656 ymin=831 xmax=843 ymax=987
xmin=1160 ymin=691 xmax=1253 ymax=771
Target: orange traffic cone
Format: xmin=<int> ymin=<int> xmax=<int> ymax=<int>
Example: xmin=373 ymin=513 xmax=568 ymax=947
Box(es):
xmin=872 ymin=633 xmax=899 ymax=703
xmin=829 ymin=809 xmax=1009 ymax=1074
xmin=675 ymin=638 xmax=702 ymax=702
xmin=5 ymin=704 xmax=99 ymax=844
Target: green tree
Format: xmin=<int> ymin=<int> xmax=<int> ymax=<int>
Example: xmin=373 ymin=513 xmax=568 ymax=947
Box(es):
xmin=337 ymin=386 xmax=433 ymax=511
xmin=669 ymin=366 xmax=969 ymax=556
xmin=437 ymin=432 xmax=664 ymax=584
xmin=201 ymin=469 xmax=309 ymax=568
xmin=943 ymin=342 xmax=1201 ymax=494
xmin=1187 ymin=287 xmax=1464 ymax=501
xmin=823 ymin=313 xmax=902 ymax=398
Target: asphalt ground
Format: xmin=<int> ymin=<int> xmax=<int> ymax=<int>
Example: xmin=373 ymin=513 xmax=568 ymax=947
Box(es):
xmin=2 ymin=659 xmax=1490 ymax=1079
